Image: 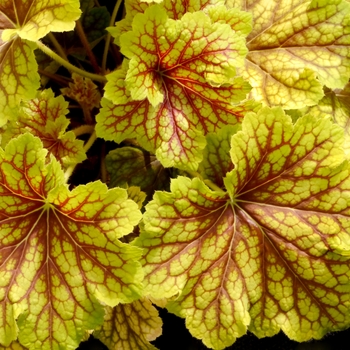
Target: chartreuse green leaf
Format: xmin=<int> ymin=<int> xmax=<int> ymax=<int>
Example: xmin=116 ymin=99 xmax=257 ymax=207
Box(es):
xmin=2 ymin=89 xmax=86 ymax=167
xmin=0 ymin=341 xmax=27 ymax=350
xmin=135 ymin=107 xmax=350 ymax=349
xmin=0 ymin=134 xmax=143 ymax=349
xmin=1 ymin=0 xmax=81 ymax=42
xmin=109 ymin=0 xmax=224 ymax=46
xmin=0 ymin=0 xmax=81 ymax=125
xmin=300 ymin=82 xmax=350 ymax=157
xmin=110 ymin=0 xmax=252 ymax=44
xmin=120 ymin=5 xmax=247 ymax=102
xmin=98 ymin=7 xmax=252 ymax=170
xmin=94 ymin=298 xmax=162 ymax=350
xmin=234 ymin=0 xmax=350 ymax=108
xmin=0 ymin=38 xmax=39 ymax=126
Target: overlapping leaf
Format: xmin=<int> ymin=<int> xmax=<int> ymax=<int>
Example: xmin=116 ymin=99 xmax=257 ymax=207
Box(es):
xmin=0 ymin=134 xmax=143 ymax=349
xmin=97 ymin=6 xmax=251 ymax=170
xmin=110 ymin=0 xmax=252 ymax=46
xmin=0 ymin=38 xmax=39 ymax=126
xmin=0 ymin=0 xmax=81 ymax=125
xmin=233 ymin=0 xmax=350 ymax=109
xmin=197 ymin=125 xmax=239 ymax=188
xmin=301 ymin=82 xmax=350 ymax=156
xmin=109 ymin=0 xmax=222 ymax=45
xmin=106 ymin=147 xmax=169 ymax=199
xmin=94 ymin=298 xmax=162 ymax=350
xmin=2 ymin=89 xmax=86 ymax=167
xmin=135 ymin=107 xmax=350 ymax=349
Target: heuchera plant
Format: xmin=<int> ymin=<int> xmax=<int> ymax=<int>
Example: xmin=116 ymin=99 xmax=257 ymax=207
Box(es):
xmin=1 ymin=0 xmax=350 ymax=349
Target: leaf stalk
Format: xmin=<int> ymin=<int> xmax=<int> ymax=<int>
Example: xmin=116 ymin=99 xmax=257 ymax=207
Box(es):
xmin=35 ymin=40 xmax=107 ymax=83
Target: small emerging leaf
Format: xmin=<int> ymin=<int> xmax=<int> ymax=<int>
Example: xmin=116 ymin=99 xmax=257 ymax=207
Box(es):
xmin=2 ymin=89 xmax=86 ymax=167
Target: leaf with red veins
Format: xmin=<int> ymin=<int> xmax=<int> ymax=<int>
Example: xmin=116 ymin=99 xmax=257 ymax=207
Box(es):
xmin=234 ymin=0 xmax=350 ymax=108
xmin=206 ymin=5 xmax=252 ymax=36
xmin=94 ymin=298 xmax=162 ymax=350
xmin=61 ymin=73 xmax=101 ymax=110
xmin=135 ymin=108 xmax=350 ymax=349
xmin=0 ymin=134 xmax=143 ymax=349
xmin=99 ymin=33 xmax=251 ymax=171
xmin=109 ymin=0 xmax=226 ymax=45
xmin=0 ymin=0 xmax=81 ymax=125
xmin=0 ymin=37 xmax=40 ymax=126
xmin=1 ymin=0 xmax=81 ymax=42
xmin=0 ymin=341 xmax=27 ymax=350
xmin=2 ymin=89 xmax=86 ymax=167
xmin=119 ymin=6 xmax=248 ymax=105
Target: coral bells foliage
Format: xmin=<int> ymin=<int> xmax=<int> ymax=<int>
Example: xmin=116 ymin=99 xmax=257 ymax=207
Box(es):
xmin=1 ymin=0 xmax=350 ymax=350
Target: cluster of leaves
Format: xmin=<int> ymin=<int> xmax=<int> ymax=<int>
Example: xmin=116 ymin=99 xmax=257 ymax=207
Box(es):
xmin=1 ymin=0 xmax=350 ymax=349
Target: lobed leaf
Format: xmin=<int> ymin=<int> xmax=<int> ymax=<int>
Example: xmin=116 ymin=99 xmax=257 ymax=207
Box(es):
xmin=235 ymin=0 xmax=350 ymax=108
xmin=1 ymin=0 xmax=81 ymax=42
xmin=136 ymin=107 xmax=350 ymax=349
xmin=94 ymin=298 xmax=162 ymax=350
xmin=2 ymin=89 xmax=86 ymax=167
xmin=0 ymin=134 xmax=143 ymax=349
xmin=0 ymin=0 xmax=81 ymax=125
xmin=98 ymin=6 xmax=252 ymax=170
xmin=0 ymin=38 xmax=39 ymax=126
xmin=120 ymin=6 xmax=247 ymax=103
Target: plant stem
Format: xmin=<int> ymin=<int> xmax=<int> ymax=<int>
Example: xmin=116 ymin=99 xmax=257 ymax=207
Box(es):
xmin=186 ymin=170 xmax=226 ymax=194
xmin=36 ymin=40 xmax=107 ymax=83
xmin=100 ymin=143 xmax=107 ymax=183
xmin=47 ymin=32 xmax=68 ymax=61
xmin=82 ymin=104 xmax=93 ymax=124
xmin=73 ymin=124 xmax=95 ymax=137
xmin=75 ymin=19 xmax=100 ymax=74
xmin=84 ymin=130 xmax=97 ymax=153
xmin=64 ymin=130 xmax=98 ymax=183
xmin=203 ymin=179 xmax=226 ymax=194
xmin=102 ymin=0 xmax=123 ymax=74
xmin=38 ymin=69 xmax=71 ymax=86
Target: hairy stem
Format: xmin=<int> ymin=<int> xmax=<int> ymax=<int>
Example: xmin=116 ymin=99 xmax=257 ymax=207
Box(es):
xmin=36 ymin=40 xmax=107 ymax=83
